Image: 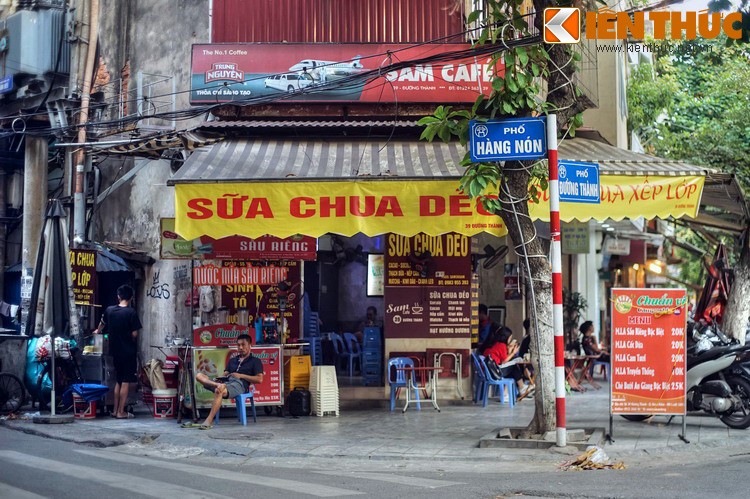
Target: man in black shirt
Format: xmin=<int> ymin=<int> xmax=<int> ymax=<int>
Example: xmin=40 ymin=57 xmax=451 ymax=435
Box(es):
xmin=193 ymin=334 xmax=263 ymax=429
xmin=95 ymin=285 xmax=142 ymax=419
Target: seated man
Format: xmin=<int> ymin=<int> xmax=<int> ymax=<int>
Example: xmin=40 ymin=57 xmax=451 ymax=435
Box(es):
xmin=354 ymin=306 xmax=384 ymax=342
xmin=191 ymin=334 xmax=263 ymax=429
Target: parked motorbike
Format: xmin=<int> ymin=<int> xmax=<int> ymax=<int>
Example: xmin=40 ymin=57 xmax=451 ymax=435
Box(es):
xmin=622 ymin=319 xmax=750 ymax=429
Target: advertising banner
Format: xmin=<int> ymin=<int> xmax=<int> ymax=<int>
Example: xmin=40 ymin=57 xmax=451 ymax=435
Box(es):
xmin=192 ymin=346 xmax=282 ymax=407
xmin=384 ymin=233 xmax=471 ymax=339
xmin=174 ymin=175 xmax=704 ymax=240
xmin=193 ymin=263 xmax=289 ymax=286
xmin=190 ymin=43 xmax=497 ymax=104
xmin=160 ymin=218 xmax=316 ymax=260
xmin=70 ymin=250 xmax=97 ymax=306
xmin=610 ymin=288 xmax=687 ymax=415
xmin=220 ymin=261 xmax=302 ymax=339
xmin=192 ymin=324 xmax=252 ymax=348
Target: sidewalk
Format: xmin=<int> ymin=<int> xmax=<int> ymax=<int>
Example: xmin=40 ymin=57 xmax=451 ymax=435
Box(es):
xmin=3 ymin=380 xmax=747 ymax=471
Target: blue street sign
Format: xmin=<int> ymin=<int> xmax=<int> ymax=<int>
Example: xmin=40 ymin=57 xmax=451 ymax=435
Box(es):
xmin=469 ymin=117 xmax=547 ymax=162
xmin=0 ymin=76 xmax=12 ymax=94
xmin=558 ymin=160 xmax=600 ymax=204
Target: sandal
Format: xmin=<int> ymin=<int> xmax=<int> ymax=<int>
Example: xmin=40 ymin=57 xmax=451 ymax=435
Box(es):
xmin=180 ymin=422 xmax=201 ymax=428
xmin=116 ymin=412 xmax=135 ymax=419
xmin=198 ymin=424 xmax=213 ymax=430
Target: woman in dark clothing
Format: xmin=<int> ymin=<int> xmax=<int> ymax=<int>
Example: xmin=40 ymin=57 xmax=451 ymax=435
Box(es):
xmin=580 ymin=320 xmax=610 ymax=362
xmin=480 ymin=327 xmax=531 ymax=397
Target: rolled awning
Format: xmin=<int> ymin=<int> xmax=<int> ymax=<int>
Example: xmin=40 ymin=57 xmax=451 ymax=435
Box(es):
xmin=170 ymin=137 xmax=709 ymax=240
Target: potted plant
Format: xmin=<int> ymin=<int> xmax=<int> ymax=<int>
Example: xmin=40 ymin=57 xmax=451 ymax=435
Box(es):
xmin=563 ymin=289 xmax=588 ymax=348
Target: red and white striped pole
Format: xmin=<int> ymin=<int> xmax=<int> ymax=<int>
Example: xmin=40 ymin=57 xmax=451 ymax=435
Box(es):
xmin=547 ymin=114 xmax=566 ymax=447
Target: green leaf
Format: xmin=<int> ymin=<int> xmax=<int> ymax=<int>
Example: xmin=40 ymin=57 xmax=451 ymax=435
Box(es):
xmin=492 ymin=79 xmax=505 ymax=92
xmin=506 ymin=79 xmax=518 ymax=92
xmin=472 ymin=94 xmax=485 ymax=114
xmin=467 ymin=10 xmax=481 ymax=24
xmin=437 ymin=126 xmax=451 ymax=143
xmin=531 ymin=62 xmax=540 ymax=77
xmin=417 ymin=116 xmax=440 ymax=125
xmin=517 ymin=47 xmax=529 ymax=66
xmin=502 ymin=102 xmax=513 ymax=114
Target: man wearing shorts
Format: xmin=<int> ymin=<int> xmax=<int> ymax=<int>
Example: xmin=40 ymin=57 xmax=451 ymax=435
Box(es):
xmin=95 ymin=285 xmax=141 ymax=419
xmin=194 ymin=334 xmax=263 ymax=429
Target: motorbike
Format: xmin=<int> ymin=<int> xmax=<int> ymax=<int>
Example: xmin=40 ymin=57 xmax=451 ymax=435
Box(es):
xmin=623 ymin=319 xmax=750 ymax=429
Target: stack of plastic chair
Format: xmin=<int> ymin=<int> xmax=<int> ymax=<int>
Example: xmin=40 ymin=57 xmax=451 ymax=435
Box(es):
xmin=310 ymin=365 xmax=340 ymax=416
xmin=387 ymin=357 xmax=421 ymax=411
xmin=471 ymin=352 xmax=517 ymax=408
xmin=303 ymin=337 xmax=323 ymax=366
xmin=329 ymin=333 xmax=348 ymax=375
xmin=342 ymin=333 xmax=362 ymax=376
xmin=284 ymin=355 xmax=311 ymax=391
xmin=361 ymin=327 xmax=382 ymax=386
xmin=304 ymin=311 xmax=321 ymax=338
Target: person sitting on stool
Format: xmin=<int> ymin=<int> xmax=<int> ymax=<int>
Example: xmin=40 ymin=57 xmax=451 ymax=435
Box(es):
xmin=480 ymin=326 xmax=532 ymax=398
xmin=192 ymin=334 xmax=263 ymax=429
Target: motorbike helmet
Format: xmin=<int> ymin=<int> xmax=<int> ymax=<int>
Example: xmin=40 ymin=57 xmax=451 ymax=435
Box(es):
xmin=694 ymin=337 xmax=713 ymax=354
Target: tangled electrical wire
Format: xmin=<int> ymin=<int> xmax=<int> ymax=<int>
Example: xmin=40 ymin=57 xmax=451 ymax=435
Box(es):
xmin=1 ymin=15 xmax=542 ymax=140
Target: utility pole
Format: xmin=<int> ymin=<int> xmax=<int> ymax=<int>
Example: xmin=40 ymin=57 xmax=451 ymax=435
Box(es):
xmin=21 ymin=137 xmax=48 ymax=336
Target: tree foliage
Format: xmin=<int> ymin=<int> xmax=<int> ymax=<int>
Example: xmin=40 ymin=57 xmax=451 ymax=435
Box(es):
xmin=628 ymin=37 xmax=750 ymax=187
xmin=628 ymin=33 xmax=750 ymax=340
xmin=418 ymin=0 xmax=590 ymax=435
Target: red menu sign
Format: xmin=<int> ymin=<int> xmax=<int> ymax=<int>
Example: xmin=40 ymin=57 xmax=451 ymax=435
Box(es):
xmin=610 ymin=288 xmax=687 ymax=415
xmin=250 ymin=346 xmax=282 ymax=404
xmin=192 ymin=345 xmax=282 ymax=407
xmin=384 ymin=233 xmax=472 ymax=338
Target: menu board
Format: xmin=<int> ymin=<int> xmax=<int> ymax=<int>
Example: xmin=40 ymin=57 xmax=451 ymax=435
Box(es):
xmin=610 ymin=288 xmax=687 ymax=415
xmin=384 ymin=233 xmax=471 ymax=338
xmin=70 ymin=250 xmax=97 ymax=306
xmin=192 ymin=346 xmax=282 ymax=407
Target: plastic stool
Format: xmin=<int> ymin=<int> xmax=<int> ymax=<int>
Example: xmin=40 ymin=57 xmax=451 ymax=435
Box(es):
xmin=215 ymin=391 xmax=256 ymax=425
xmin=493 ymin=378 xmax=518 ymax=408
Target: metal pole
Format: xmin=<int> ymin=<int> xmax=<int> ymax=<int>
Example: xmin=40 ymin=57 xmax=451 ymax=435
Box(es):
xmin=547 ymin=114 xmax=566 ymax=447
xmin=50 ymin=333 xmax=56 ymax=416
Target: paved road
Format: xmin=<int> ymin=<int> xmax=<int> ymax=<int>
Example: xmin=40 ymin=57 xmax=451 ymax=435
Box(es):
xmin=1 ymin=427 xmax=748 ymax=498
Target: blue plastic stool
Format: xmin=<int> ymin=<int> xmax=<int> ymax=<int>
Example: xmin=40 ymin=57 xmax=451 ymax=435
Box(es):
xmin=215 ymin=390 xmax=256 ymax=425
xmin=593 ymin=360 xmax=610 ymax=381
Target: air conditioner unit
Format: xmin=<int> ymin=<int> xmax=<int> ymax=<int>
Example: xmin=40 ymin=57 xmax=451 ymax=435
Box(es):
xmin=2 ymin=8 xmax=70 ymax=77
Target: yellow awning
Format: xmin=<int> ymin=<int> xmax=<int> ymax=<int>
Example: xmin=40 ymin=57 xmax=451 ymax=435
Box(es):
xmin=171 ymin=138 xmax=708 ymax=239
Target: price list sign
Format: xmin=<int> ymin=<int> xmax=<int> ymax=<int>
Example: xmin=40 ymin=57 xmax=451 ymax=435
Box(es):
xmin=384 ymin=233 xmax=472 ymax=339
xmin=610 ymin=288 xmax=687 ymax=415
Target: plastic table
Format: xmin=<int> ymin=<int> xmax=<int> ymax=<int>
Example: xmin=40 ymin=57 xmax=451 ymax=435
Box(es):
xmin=397 ymin=366 xmax=444 ymax=413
